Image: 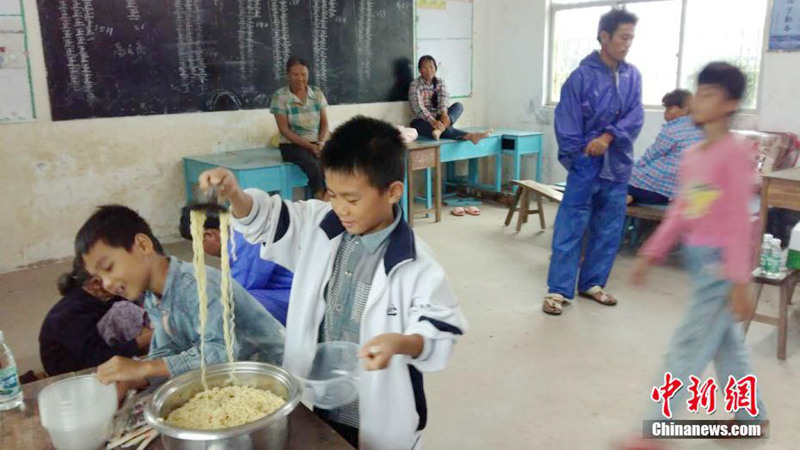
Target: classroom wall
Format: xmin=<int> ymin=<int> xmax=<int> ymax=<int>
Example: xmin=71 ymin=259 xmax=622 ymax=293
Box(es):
xmin=759 ymin=52 xmax=800 ymax=134
xmin=0 ymin=0 xmax=489 ymax=274
xmin=483 ymin=0 xmax=796 ymax=184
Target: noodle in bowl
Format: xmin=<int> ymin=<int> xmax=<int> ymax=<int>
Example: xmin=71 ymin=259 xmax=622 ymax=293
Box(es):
xmin=146 ymin=362 xmax=302 ymax=450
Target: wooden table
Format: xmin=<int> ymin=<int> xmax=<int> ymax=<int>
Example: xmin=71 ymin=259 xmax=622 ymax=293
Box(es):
xmin=759 ymin=166 xmax=800 ymax=222
xmin=754 ymin=166 xmax=800 ymax=359
xmin=1 ymin=371 xmax=352 ymax=450
xmin=405 ymin=140 xmax=443 ymax=227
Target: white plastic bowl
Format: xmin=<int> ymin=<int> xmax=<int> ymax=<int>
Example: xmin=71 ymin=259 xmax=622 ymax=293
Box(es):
xmin=300 ymin=341 xmax=361 ymax=409
xmin=38 ymin=375 xmax=117 ymax=450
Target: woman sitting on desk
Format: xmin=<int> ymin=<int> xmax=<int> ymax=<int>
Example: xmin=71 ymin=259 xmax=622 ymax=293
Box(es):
xmin=408 ymin=55 xmax=491 ymax=144
xmin=271 ymin=56 xmax=329 ymax=199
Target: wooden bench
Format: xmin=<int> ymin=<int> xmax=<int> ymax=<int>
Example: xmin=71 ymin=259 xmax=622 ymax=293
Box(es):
xmin=624 ymin=204 xmax=668 ymax=246
xmin=504 ymin=180 xmax=668 ymax=240
xmin=626 ymin=205 xmax=667 ymax=221
xmin=183 ymin=147 xmax=310 ymax=202
xmin=504 ymin=180 xmax=564 ymax=231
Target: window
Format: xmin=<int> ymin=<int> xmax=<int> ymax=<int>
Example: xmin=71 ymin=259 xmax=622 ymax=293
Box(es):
xmin=548 ymin=0 xmax=768 ymax=109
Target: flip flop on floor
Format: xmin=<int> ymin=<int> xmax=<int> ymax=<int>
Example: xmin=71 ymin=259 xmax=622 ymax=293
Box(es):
xmin=542 ymin=293 xmax=567 ymax=316
xmin=451 ymin=207 xmax=466 ymax=217
xmin=578 ymin=286 xmax=618 ymax=306
xmin=464 ymin=206 xmax=481 ymax=216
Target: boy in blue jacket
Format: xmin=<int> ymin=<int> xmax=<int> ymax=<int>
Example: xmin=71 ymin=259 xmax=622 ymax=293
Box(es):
xmin=543 ymin=8 xmax=644 ymax=315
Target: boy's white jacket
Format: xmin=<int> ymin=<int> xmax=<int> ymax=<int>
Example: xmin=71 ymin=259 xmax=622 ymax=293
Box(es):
xmin=233 ymin=189 xmax=468 ymax=450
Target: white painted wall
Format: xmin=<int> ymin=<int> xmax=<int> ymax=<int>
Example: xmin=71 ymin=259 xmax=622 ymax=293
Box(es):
xmin=759 ymin=52 xmax=800 ymax=134
xmin=483 ymin=0 xmax=796 ymax=184
xmin=0 ymin=0 xmax=489 ymax=273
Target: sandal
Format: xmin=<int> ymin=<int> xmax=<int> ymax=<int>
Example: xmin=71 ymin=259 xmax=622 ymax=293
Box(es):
xmin=542 ymin=293 xmax=566 ymax=316
xmin=579 ymin=286 xmax=618 ymax=306
xmin=464 ymin=206 xmax=481 ymax=216
xmin=451 ymin=207 xmax=466 ymax=217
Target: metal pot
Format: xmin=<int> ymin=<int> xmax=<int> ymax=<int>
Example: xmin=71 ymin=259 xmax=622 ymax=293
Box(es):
xmin=145 ymin=362 xmax=302 ymax=450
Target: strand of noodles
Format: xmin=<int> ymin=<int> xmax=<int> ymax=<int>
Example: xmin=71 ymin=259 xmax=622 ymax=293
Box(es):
xmin=229 ymin=218 xmax=237 ymax=262
xmin=218 ymin=212 xmax=236 ymax=365
xmin=189 ymin=210 xmax=211 ymax=391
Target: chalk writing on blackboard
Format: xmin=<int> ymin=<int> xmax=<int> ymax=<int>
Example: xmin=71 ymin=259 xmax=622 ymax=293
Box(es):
xmin=312 ymin=0 xmax=333 ymax=92
xmin=238 ymin=0 xmax=262 ymax=87
xmin=175 ymin=0 xmax=207 ymax=93
xmin=269 ymin=0 xmax=291 ymax=80
xmin=357 ymin=0 xmax=373 ymax=88
xmin=125 ymin=0 xmax=140 ymax=22
xmin=58 ymin=0 xmax=95 ymax=101
xmin=37 ymin=0 xmax=413 ymax=119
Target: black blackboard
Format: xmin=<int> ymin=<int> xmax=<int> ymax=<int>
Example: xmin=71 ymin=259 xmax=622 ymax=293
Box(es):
xmin=37 ymin=0 xmax=415 ymax=121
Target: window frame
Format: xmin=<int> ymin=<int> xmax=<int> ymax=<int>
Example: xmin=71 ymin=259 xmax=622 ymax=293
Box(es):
xmin=545 ymin=0 xmax=766 ymax=112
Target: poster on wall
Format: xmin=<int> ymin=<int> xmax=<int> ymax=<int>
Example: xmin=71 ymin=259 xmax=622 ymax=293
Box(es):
xmin=769 ymin=0 xmax=800 ymax=51
xmin=0 ymin=0 xmax=35 ymax=122
xmin=416 ymin=0 xmax=472 ymax=97
xmin=417 ymin=0 xmax=446 ymax=10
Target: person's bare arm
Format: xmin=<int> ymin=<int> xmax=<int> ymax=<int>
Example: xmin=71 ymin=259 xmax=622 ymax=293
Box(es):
xmin=97 ymin=356 xmax=169 ymax=384
xmin=318 ymin=107 xmax=330 ymax=143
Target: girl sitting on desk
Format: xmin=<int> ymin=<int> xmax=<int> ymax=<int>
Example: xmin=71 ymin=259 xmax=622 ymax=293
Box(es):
xmin=271 ymin=56 xmax=330 ymax=200
xmin=408 ymin=55 xmax=491 ymax=145
xmin=408 ymin=55 xmax=491 ymax=216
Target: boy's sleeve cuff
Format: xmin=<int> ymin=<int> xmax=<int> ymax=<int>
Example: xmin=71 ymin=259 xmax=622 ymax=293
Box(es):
xmin=163 ymin=354 xmax=191 ymax=378
xmin=413 ymin=335 xmax=434 ymax=362
xmin=236 ymin=189 xmax=262 ymax=226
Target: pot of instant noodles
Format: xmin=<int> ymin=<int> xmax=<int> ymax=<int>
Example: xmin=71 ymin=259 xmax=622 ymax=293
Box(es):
xmin=145 ymin=362 xmax=302 ymax=450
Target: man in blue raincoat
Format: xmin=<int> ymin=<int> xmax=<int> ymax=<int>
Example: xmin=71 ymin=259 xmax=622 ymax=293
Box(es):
xmin=543 ymin=8 xmax=644 ymax=316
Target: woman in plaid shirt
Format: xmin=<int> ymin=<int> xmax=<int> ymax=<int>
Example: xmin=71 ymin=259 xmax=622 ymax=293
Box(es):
xmin=408 ymin=55 xmax=490 ymax=144
xmin=271 ymin=56 xmax=330 ymax=199
xmin=627 ymin=89 xmax=705 ymax=205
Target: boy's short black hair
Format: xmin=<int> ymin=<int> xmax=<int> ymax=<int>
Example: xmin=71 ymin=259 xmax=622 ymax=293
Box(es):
xmin=179 ymin=206 xmax=220 ymax=241
xmin=662 ymin=89 xmax=692 ymax=109
xmin=597 ymin=8 xmax=638 ymax=42
xmin=320 ymin=116 xmax=405 ymax=192
xmin=75 ymin=205 xmax=164 ymax=261
xmin=697 ymin=62 xmax=747 ymax=101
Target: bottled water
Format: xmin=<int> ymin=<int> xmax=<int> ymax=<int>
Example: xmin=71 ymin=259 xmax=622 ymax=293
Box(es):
xmin=767 ymin=238 xmax=783 ymax=279
xmin=760 ymin=234 xmax=773 ymax=275
xmin=0 ymin=330 xmax=23 ymax=411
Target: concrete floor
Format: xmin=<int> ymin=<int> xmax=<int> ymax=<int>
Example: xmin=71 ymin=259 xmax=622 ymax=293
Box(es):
xmin=1 ymin=203 xmax=798 ymax=449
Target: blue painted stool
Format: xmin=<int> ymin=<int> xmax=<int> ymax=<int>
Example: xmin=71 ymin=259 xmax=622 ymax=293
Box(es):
xmin=183 ymin=147 xmax=310 ymax=202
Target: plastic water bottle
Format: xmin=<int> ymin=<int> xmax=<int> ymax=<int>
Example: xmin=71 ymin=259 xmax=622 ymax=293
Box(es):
xmin=772 ymin=238 xmax=784 ymax=277
xmin=766 ymin=238 xmax=782 ymax=279
xmin=760 ymin=234 xmax=773 ymax=275
xmin=0 ymin=330 xmax=23 ymax=411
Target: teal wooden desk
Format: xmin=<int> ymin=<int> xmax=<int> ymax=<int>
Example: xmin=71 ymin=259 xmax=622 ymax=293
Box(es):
xmin=495 ymin=129 xmax=544 ymax=186
xmin=418 ymin=129 xmax=503 ymax=193
xmin=183 ymin=148 xmax=309 ymax=202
